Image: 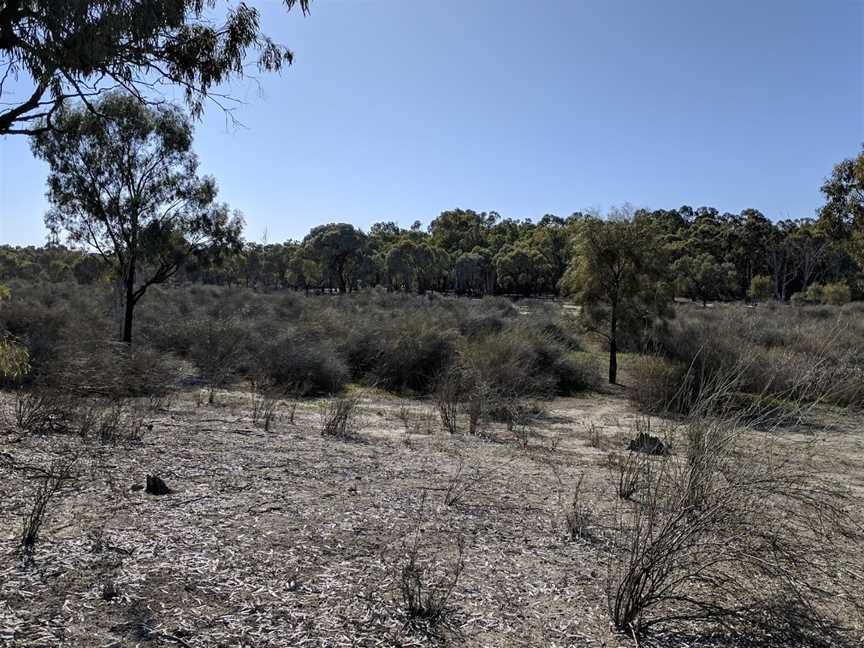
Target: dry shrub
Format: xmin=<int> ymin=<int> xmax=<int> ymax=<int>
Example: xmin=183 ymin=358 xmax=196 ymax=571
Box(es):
xmin=257 ymin=333 xmax=349 ymax=397
xmin=653 ymin=305 xmax=864 ymax=411
xmin=399 ymin=494 xmax=465 ymax=634
xmin=629 ymin=355 xmax=688 ymax=414
xmin=14 ymin=387 xmax=149 ymax=445
xmin=20 ymin=453 xmax=77 ymax=553
xmin=397 ymin=404 xmax=435 ymax=436
xmin=435 ymin=367 xmax=463 ymax=435
xmin=585 ymin=422 xmax=602 ymax=448
xmin=77 ymin=398 xmax=148 ymax=445
xmin=188 ymin=313 xmax=250 ymax=403
xmin=248 ymin=378 xmax=280 ymax=431
xmin=556 ymin=472 xmax=594 ymax=541
xmin=319 ymin=395 xmax=361 ymax=438
xmin=13 ymin=389 xmax=73 ymax=434
xmin=605 ymin=396 xmax=864 ymax=642
xmin=609 ymin=451 xmax=647 ymax=500
xmin=46 ymin=340 xmax=176 ymax=399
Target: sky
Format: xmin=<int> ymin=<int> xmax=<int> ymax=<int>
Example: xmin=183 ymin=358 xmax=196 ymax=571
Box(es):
xmin=1 ymin=0 xmax=863 ymax=246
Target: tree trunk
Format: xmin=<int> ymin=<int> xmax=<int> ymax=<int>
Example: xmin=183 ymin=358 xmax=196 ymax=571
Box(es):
xmin=122 ymin=261 xmax=136 ymax=343
xmin=608 ymin=305 xmax=618 ymax=384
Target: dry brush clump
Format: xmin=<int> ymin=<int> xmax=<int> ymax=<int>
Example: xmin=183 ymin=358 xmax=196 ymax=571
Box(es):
xmin=319 ymin=394 xmax=362 ymax=439
xmin=604 ymin=397 xmax=864 ymax=643
xmin=12 ymin=387 xmax=151 ymax=446
xmin=550 ymin=466 xmax=595 ymax=542
xmin=397 ymin=494 xmax=466 ymax=637
xmin=18 ymin=452 xmax=78 ymax=554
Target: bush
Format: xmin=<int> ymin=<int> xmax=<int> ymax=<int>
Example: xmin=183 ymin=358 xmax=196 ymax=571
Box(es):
xmin=822 ymin=281 xmax=851 ymax=306
xmin=606 ymin=413 xmax=863 ymax=640
xmin=256 ymin=332 xmax=349 ymax=396
xmin=399 ymin=495 xmax=465 ymax=628
xmin=20 ymin=454 xmax=77 ymax=554
xmin=805 ymin=282 xmax=825 ymax=304
xmin=790 ymin=291 xmax=807 ymax=306
xmin=354 ymin=317 xmax=456 ymax=394
xmin=747 ymin=274 xmax=773 ymax=301
xmin=629 ymin=355 xmax=686 ymax=414
xmin=319 ymin=395 xmax=361 ymax=438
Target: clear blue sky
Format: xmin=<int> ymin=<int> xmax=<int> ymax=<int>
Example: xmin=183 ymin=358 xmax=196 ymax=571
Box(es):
xmin=1 ymin=0 xmax=863 ymax=245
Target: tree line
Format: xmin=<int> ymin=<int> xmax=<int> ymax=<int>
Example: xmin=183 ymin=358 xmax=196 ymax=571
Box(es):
xmin=5 ymin=144 xmax=863 ymax=306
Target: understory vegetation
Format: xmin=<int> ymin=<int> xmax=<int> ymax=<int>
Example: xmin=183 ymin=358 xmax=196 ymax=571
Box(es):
xmin=630 ymin=301 xmax=864 ymax=414
xmin=0 ymin=281 xmax=598 ymax=403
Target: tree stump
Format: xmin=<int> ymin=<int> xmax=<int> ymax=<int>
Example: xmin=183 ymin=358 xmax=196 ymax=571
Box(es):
xmin=145 ymin=475 xmax=173 ymax=495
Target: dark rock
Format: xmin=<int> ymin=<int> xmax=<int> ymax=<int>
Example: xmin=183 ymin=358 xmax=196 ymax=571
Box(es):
xmin=145 ymin=475 xmax=173 ymax=495
xmin=130 ymin=484 xmax=144 ymax=492
xmin=627 ymin=432 xmax=669 ymax=456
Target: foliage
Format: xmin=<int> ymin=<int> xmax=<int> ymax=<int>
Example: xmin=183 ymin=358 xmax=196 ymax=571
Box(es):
xmin=0 ymin=0 xmax=311 ymax=135
xmin=561 ymin=210 xmax=670 ymax=384
xmin=30 ymin=92 xmax=243 ymax=342
xmin=747 ymin=274 xmax=773 ymax=301
xmin=302 ymin=223 xmax=368 ymax=293
xmin=672 ymin=252 xmax=737 ymax=305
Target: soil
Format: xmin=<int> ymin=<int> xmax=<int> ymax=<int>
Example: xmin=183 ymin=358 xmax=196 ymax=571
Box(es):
xmin=1 ymin=387 xmax=862 ymax=647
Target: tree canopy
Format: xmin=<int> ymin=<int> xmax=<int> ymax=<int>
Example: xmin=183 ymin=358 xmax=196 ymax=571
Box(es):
xmin=0 ymin=0 xmax=311 ymax=134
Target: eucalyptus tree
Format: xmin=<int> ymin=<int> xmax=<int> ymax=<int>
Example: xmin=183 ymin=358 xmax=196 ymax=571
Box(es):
xmin=0 ymin=0 xmax=311 ymax=134
xmin=302 ymin=223 xmax=367 ymax=293
xmin=30 ymin=92 xmax=243 ymax=343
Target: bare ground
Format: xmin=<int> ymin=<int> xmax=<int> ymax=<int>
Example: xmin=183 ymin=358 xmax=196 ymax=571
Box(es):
xmin=1 ymin=388 xmax=862 ymax=648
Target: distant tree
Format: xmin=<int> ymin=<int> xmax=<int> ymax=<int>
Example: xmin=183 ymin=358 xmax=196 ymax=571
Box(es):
xmin=672 ymin=253 xmax=737 ymax=306
xmin=72 ymin=254 xmax=107 ymax=285
xmin=302 ymin=223 xmax=367 ymax=293
xmin=385 ymin=239 xmax=421 ymax=292
xmin=429 ymin=209 xmax=497 ymax=255
xmin=727 ymin=209 xmax=775 ymax=296
xmin=0 ymin=0 xmax=311 ymax=135
xmin=493 ymin=244 xmax=554 ymax=296
xmin=454 ymin=250 xmax=495 ymax=296
xmin=747 ymin=275 xmax=773 ymax=302
xmin=560 ymin=211 xmax=669 ymax=384
xmin=30 ymin=92 xmax=244 ymax=343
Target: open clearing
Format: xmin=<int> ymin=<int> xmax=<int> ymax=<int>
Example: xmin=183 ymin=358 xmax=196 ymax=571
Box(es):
xmin=2 ymin=386 xmax=862 ymax=648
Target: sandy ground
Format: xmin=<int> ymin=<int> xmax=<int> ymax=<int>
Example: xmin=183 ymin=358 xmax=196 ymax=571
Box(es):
xmin=0 ymin=387 xmax=862 ymax=648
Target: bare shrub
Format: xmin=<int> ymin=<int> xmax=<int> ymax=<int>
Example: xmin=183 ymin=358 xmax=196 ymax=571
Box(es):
xmin=399 ymin=494 xmax=465 ymax=632
xmin=188 ymin=311 xmax=249 ymax=404
xmin=76 ymin=398 xmax=148 ymax=445
xmin=464 ymin=378 xmax=491 ymax=437
xmin=435 ymin=368 xmax=463 ymax=435
xmin=554 ymin=470 xmax=594 ymax=541
xmin=319 ymin=395 xmax=361 ymax=438
xmin=13 ymin=389 xmax=72 ymax=434
xmin=629 ymin=355 xmax=687 ymax=414
xmin=397 ymin=404 xmax=434 ymax=436
xmin=284 ymin=398 xmax=298 ymax=425
xmin=248 ymin=377 xmax=279 ymax=431
xmin=20 ymin=454 xmax=77 ymax=553
xmin=443 ymin=458 xmax=468 ymax=507
xmin=605 ymin=409 xmax=864 ymax=641
xmin=609 ymin=451 xmax=646 ymax=500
